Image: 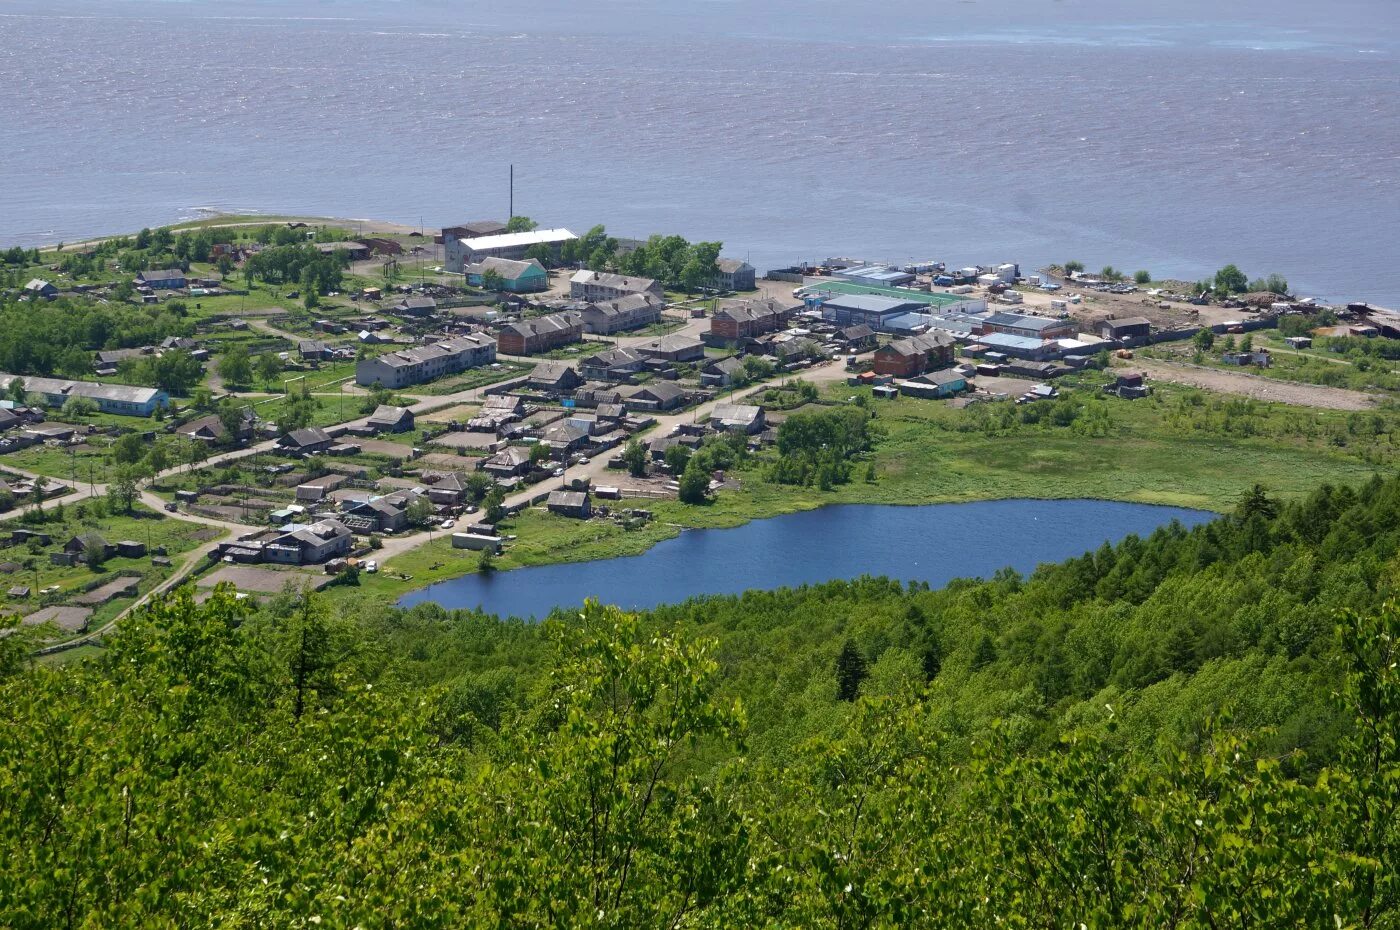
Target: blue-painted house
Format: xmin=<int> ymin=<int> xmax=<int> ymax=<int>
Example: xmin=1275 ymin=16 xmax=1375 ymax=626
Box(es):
xmin=897 ymin=367 xmax=968 ymax=399
xmin=464 ymin=256 xmax=548 ymax=293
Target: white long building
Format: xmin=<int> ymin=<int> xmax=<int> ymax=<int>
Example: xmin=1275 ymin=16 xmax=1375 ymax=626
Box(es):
xmin=354 ymin=334 xmax=497 ymax=388
xmin=0 ymin=374 xmax=168 ymax=416
xmin=444 ymin=228 xmax=577 ymax=273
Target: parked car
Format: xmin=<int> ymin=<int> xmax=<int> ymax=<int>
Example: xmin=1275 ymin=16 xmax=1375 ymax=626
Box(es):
xmin=364 ymin=560 xmax=378 ymax=574
xmin=440 ymin=519 xmax=455 ymax=529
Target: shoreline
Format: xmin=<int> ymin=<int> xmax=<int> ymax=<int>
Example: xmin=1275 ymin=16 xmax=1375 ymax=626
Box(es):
xmin=27 ymin=211 xmax=1384 ymax=310
xmin=47 ymin=211 xmax=424 ymax=252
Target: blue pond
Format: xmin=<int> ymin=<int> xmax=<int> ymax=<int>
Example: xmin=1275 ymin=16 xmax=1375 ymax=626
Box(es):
xmin=397 ymin=499 xmax=1215 ymax=620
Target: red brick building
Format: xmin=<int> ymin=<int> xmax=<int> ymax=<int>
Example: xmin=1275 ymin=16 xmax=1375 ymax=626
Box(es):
xmin=497 ymin=311 xmax=584 ymax=355
xmin=709 ymin=297 xmax=800 ymax=341
xmin=872 ymin=333 xmax=955 ymax=378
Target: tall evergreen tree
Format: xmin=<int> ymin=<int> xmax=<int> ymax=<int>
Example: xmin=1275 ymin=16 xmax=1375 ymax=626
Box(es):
xmin=835 ymin=639 xmax=868 ymax=702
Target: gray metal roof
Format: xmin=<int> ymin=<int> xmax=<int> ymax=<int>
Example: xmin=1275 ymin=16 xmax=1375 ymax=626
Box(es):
xmin=0 ymin=373 xmax=163 ymax=405
xmin=572 ymin=269 xmax=660 ymax=292
xmin=371 ymin=334 xmax=495 ymax=369
xmin=984 ymin=312 xmax=1065 ymax=332
xmin=821 ymin=294 xmax=921 ymax=315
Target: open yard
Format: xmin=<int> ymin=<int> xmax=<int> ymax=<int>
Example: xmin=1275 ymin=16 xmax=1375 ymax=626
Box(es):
xmin=1128 ymin=358 xmax=1378 ymax=410
xmin=0 ymin=503 xmax=221 ymax=641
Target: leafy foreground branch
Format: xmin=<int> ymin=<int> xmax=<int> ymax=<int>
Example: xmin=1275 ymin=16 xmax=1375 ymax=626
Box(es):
xmin=0 ymin=573 xmax=1397 ymax=928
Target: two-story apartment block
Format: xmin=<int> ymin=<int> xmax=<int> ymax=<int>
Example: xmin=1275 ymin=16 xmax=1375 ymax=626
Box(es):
xmin=354 ymin=333 xmax=498 ymax=388
xmin=578 ymin=347 xmax=647 ymax=382
xmin=710 ymin=259 xmax=756 ymax=292
xmin=569 ymin=270 xmax=665 ymax=302
xmin=496 ymin=312 xmax=584 ymax=356
xmin=709 ymin=297 xmax=800 ymax=341
xmin=578 ymin=294 xmax=664 ymax=335
xmin=872 ymin=333 xmax=956 ymax=378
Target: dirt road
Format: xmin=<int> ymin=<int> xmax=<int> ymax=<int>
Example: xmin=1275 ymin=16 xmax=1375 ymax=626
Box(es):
xmin=1131 ymin=359 xmax=1378 ymax=411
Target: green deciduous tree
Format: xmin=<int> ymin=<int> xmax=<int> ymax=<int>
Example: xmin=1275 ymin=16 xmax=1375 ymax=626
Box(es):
xmin=1214 ymin=263 xmax=1248 ymax=294
xmin=61 ymin=394 xmax=98 ymax=421
xmin=107 ymin=464 xmax=140 ymax=513
xmin=623 ymin=439 xmax=648 ymax=477
xmin=664 ymin=443 xmax=692 ymax=476
xmin=256 ymin=351 xmax=282 ymax=385
xmin=111 ymin=431 xmax=146 ymax=464
xmin=678 ymin=457 xmax=710 ymax=504
xmin=483 ymin=485 xmax=507 ymax=524
xmin=217 ymin=344 xmax=252 ymax=387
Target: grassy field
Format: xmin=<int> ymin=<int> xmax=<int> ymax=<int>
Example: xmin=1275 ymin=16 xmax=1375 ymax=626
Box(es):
xmin=1 ymin=429 xmax=200 ymax=485
xmin=1145 ymin=332 xmax=1400 ymax=397
xmin=247 ymin=392 xmax=361 ymax=429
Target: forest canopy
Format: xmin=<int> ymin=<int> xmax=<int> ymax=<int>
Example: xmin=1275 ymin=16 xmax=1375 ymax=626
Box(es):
xmin=3 ymin=474 xmax=1400 ymax=926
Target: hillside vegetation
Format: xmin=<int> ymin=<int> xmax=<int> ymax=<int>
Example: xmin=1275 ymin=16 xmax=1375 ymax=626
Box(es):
xmin=3 ymin=477 xmax=1400 ymax=926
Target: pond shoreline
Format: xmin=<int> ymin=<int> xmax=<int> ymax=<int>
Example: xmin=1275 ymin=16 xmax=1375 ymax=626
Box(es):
xmin=396 ymin=498 xmax=1217 ymax=620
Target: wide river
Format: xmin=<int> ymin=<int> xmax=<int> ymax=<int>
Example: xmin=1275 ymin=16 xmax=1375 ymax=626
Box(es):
xmin=2 ymin=0 xmax=1398 ymax=305
xmin=398 ymin=499 xmax=1214 ymax=619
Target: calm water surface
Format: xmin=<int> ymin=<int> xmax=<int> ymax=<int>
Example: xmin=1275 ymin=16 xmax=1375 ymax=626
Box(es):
xmin=2 ymin=0 xmax=1398 ymax=304
xmin=397 ymin=499 xmax=1215 ymax=619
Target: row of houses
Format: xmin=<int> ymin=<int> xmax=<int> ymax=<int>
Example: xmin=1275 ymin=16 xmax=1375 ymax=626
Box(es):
xmin=94 ymin=337 xmax=207 ymax=375
xmin=574 ymin=334 xmax=707 ymax=382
